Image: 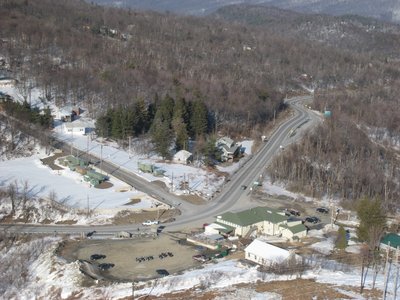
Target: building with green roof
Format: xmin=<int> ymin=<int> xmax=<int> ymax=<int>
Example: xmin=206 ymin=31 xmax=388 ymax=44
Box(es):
xmin=381 ymin=233 xmax=400 ymax=251
xmin=215 ymin=206 xmax=307 ymax=241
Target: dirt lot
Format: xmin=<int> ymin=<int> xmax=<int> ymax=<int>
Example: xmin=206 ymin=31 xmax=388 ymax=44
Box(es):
xmin=59 ymin=233 xmax=204 ymax=281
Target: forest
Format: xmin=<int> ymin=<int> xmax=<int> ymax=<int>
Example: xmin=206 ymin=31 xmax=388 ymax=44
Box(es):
xmin=0 ymin=0 xmax=399 ymax=208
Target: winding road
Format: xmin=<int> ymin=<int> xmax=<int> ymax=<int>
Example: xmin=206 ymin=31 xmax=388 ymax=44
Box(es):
xmin=1 ymin=95 xmax=320 ymax=235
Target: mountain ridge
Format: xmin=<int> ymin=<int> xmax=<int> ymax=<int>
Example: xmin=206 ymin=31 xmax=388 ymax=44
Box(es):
xmin=90 ymin=0 xmax=400 ymax=24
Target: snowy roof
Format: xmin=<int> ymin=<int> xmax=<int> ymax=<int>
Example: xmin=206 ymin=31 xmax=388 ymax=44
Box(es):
xmin=173 ymin=150 xmax=192 ymax=162
xmin=205 ymin=233 xmax=224 ymax=241
xmin=63 ymin=120 xmax=92 ymax=129
xmin=209 ymin=222 xmax=235 ymax=233
xmin=245 ymin=239 xmax=291 ymax=262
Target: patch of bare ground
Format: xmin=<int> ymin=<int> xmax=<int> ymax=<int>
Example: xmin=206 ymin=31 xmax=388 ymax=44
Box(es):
xmin=178 ymin=194 xmax=207 ymax=205
xmin=153 ymin=180 xmax=169 ymax=190
xmin=40 ymin=151 xmax=65 ymax=170
xmin=124 ymin=198 xmax=141 ymax=205
xmin=112 ymin=209 xmax=181 ymax=225
xmin=95 ymin=181 xmax=113 ymax=189
xmin=55 ymin=220 xmax=78 ymax=225
xmin=149 ymin=279 xmax=380 ymax=300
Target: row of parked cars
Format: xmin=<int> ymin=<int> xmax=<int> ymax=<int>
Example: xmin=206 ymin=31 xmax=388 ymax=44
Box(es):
xmin=282 ymin=207 xmax=329 ymax=224
xmin=89 ymin=254 xmax=115 ymax=271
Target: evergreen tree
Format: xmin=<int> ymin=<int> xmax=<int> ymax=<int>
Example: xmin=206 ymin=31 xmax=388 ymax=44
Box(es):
xmin=356 ymin=197 xmax=386 ymax=249
xmin=134 ymin=99 xmax=149 ymax=135
xmin=335 ymin=226 xmax=347 ymax=250
xmin=95 ymin=109 xmax=112 ymax=137
xmin=41 ymin=106 xmax=53 ymax=128
xmin=190 ymin=99 xmax=208 ymax=138
xmin=172 ymin=97 xmax=189 ymax=150
xmin=111 ymin=109 xmax=124 ymax=139
xmin=151 ymin=119 xmax=173 ymax=159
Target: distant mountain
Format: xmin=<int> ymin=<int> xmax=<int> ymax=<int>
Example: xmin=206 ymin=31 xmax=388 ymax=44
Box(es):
xmin=212 ymin=4 xmax=400 ymax=59
xmin=90 ymin=0 xmax=400 ymax=23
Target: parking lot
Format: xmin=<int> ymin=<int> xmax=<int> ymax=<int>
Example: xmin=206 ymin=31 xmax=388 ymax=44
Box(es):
xmin=59 ymin=233 xmax=202 ymax=281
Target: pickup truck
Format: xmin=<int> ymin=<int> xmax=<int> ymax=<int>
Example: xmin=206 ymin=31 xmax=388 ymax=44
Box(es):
xmin=142 ymin=220 xmax=159 ymax=226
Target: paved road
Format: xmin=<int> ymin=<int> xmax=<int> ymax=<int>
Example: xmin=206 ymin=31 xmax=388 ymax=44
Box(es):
xmin=1 ymin=95 xmax=318 ymax=235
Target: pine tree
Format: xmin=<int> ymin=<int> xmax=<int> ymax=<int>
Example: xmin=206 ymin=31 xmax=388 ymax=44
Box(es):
xmin=151 ymin=119 xmax=173 ymax=159
xmin=335 ymin=226 xmax=347 ymax=250
xmin=356 ymin=197 xmax=386 ymax=249
xmin=111 ymin=109 xmax=124 ymax=140
xmin=172 ymin=97 xmax=189 ymax=150
xmin=190 ymin=99 xmax=208 ymax=138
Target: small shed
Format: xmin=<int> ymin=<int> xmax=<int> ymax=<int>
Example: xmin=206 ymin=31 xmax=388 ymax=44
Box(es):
xmin=204 ymin=222 xmax=234 ymax=236
xmin=381 ymin=233 xmax=400 ymax=251
xmin=63 ymin=120 xmax=91 ymax=135
xmin=173 ymin=150 xmax=193 ymax=164
xmin=245 ymin=239 xmax=297 ymax=266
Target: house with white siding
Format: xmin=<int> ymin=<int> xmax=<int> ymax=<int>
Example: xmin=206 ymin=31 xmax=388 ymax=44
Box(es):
xmin=245 ymin=239 xmax=299 ymax=266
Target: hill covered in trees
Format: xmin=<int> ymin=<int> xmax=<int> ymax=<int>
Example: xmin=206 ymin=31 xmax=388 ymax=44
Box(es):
xmin=1 ymin=0 xmax=400 ymax=207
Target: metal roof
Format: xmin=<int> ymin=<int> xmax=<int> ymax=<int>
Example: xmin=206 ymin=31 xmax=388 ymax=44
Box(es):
xmin=381 ymin=233 xmax=400 ymax=248
xmin=217 ymin=207 xmax=288 ymax=227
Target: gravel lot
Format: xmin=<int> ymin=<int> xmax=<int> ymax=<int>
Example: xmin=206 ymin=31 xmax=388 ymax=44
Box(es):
xmin=60 ymin=233 xmax=202 ymax=281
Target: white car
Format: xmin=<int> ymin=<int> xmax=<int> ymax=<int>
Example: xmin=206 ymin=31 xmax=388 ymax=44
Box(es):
xmin=142 ymin=220 xmax=159 ymax=226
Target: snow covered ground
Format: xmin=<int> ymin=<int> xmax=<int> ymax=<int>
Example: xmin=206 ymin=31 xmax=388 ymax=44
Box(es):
xmin=2 ymin=235 xmax=394 ymax=300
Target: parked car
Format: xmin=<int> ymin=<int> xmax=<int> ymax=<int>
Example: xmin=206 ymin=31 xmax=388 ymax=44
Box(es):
xmin=90 ymin=254 xmax=106 ymax=260
xmin=192 ymin=254 xmax=210 ymax=263
xmin=98 ymin=263 xmax=115 ymax=271
xmin=316 ymin=207 xmax=329 ymax=214
xmin=142 ymin=220 xmax=159 ymax=226
xmin=284 ymin=209 xmax=300 ymax=216
xmin=304 ymin=216 xmax=320 ymax=224
xmin=156 ymin=269 xmax=169 ymax=277
xmin=86 ymin=231 xmax=96 ymax=238
xmin=241 ymin=185 xmax=247 ymax=190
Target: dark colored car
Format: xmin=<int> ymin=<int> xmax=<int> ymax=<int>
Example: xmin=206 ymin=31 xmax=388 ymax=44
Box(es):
xmin=284 ymin=209 xmax=300 ymax=216
xmin=192 ymin=254 xmax=210 ymax=263
xmin=316 ymin=207 xmax=329 ymax=214
xmin=156 ymin=269 xmax=170 ymax=277
xmin=304 ymin=216 xmax=320 ymax=224
xmin=86 ymin=231 xmax=97 ymax=238
xmin=90 ymin=254 xmax=106 ymax=260
xmin=98 ymin=263 xmax=115 ymax=271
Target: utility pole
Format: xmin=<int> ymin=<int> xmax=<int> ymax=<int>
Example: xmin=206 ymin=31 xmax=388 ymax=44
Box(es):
xmin=273 ymin=109 xmax=276 ymax=125
xmin=100 ymin=144 xmax=103 ymax=174
xmin=383 ymin=244 xmax=391 ymax=300
xmin=132 ymin=281 xmax=134 ymax=300
xmin=86 ymin=134 xmax=89 ymax=160
xmin=129 ymin=136 xmax=132 ymax=159
xmin=87 ymin=195 xmax=90 ymax=217
xmin=394 ymin=246 xmax=399 ymax=300
xmin=171 ymin=172 xmax=174 ymax=192
xmin=70 ymin=129 xmax=73 ymax=156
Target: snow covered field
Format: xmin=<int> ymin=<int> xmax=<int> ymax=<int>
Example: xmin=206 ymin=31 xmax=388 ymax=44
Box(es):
xmin=1 ymin=234 xmax=393 ymax=300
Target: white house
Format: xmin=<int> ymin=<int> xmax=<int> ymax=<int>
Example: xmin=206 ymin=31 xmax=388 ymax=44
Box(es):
xmin=245 ymin=239 xmax=298 ymax=266
xmin=215 ymin=206 xmax=307 ymax=241
xmin=173 ymin=150 xmax=193 ymax=164
xmin=216 ymin=136 xmax=241 ymax=162
xmin=63 ymin=120 xmax=91 ymax=135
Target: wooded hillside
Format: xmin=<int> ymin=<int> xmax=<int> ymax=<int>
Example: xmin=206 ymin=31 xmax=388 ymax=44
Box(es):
xmin=1 ymin=1 xmax=399 ymax=206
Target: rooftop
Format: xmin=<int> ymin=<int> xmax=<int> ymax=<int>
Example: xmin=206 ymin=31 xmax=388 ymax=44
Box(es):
xmin=217 ymin=206 xmax=288 ymax=227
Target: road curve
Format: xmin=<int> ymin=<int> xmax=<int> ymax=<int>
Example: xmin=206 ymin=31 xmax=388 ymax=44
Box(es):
xmin=0 ymin=95 xmax=317 ymax=234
